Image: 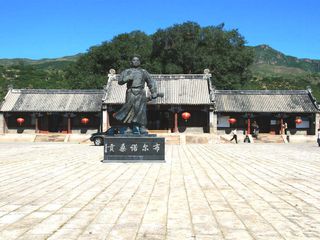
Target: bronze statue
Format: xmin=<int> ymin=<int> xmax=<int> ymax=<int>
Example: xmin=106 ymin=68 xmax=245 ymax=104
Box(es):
xmin=114 ymin=56 xmax=158 ymax=134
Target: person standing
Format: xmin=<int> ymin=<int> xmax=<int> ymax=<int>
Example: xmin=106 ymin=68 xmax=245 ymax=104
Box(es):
xmin=284 ymin=122 xmax=288 ymax=135
xmin=252 ymin=121 xmax=259 ymax=139
xmin=230 ymin=129 xmax=238 ymax=143
xmin=317 ymin=128 xmax=320 ymax=147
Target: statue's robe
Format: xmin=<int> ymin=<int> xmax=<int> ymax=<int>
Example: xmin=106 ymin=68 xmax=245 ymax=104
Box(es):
xmin=114 ymin=68 xmax=157 ymax=126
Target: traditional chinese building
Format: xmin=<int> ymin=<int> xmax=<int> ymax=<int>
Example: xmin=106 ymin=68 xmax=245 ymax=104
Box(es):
xmin=102 ymin=71 xmax=320 ymax=136
xmin=0 ymin=71 xmax=319 ymax=137
xmin=215 ymin=90 xmax=320 ymax=135
xmin=102 ymin=72 xmax=215 ymax=134
xmin=0 ymin=89 xmax=104 ymax=134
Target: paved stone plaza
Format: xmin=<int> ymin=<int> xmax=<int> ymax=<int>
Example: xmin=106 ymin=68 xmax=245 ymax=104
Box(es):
xmin=0 ymin=142 xmax=319 ymax=240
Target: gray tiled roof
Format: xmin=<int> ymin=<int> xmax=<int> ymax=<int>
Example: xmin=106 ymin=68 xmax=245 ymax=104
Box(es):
xmin=103 ymin=74 xmax=212 ymax=105
xmin=215 ymin=90 xmax=319 ymax=113
xmin=0 ymin=89 xmax=104 ymax=112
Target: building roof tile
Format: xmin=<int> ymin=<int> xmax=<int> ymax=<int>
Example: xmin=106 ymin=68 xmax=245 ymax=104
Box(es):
xmin=103 ymin=74 xmax=212 ymax=105
xmin=0 ymin=89 xmax=104 ymax=112
xmin=214 ymin=90 xmax=319 ymax=113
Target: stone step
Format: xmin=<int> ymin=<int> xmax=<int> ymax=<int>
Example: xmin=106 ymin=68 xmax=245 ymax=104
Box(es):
xmin=164 ymin=135 xmax=180 ymax=145
xmin=34 ymin=134 xmax=66 ymax=142
xmin=254 ymin=134 xmax=284 ymax=143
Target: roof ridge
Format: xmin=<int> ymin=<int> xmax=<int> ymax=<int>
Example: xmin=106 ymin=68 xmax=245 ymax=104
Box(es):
xmin=214 ymin=90 xmax=309 ymax=95
xmin=111 ymin=74 xmax=207 ymax=81
xmin=11 ymin=89 xmax=104 ymax=94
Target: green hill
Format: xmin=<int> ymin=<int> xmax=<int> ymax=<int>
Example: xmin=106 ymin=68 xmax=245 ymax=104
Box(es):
xmin=244 ymin=45 xmax=320 ymax=99
xmin=251 ymin=44 xmax=320 ymax=74
xmin=1 ymin=44 xmax=319 ymax=74
xmin=0 ymin=42 xmax=320 ymax=99
xmin=0 ymin=54 xmax=81 ymax=70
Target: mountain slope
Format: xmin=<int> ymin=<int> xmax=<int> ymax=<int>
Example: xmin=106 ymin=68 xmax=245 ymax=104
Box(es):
xmin=1 ymin=45 xmax=319 ymax=73
xmin=0 ymin=44 xmax=319 ymax=100
xmin=251 ymin=45 xmax=320 ymax=73
xmin=0 ymin=54 xmax=81 ymax=70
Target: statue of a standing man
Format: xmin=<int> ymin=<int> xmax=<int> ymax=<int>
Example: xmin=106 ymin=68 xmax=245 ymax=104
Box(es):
xmin=114 ymin=56 xmax=157 ymax=134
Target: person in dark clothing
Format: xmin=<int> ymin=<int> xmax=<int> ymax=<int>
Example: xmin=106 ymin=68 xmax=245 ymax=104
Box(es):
xmin=230 ymin=129 xmax=238 ymax=143
xmin=252 ymin=121 xmax=259 ymax=139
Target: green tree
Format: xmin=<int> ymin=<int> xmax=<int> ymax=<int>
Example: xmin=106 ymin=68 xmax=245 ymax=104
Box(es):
xmin=66 ymin=31 xmax=153 ymax=89
xmin=66 ymin=22 xmax=254 ymax=90
xmin=151 ymin=22 xmax=254 ymax=88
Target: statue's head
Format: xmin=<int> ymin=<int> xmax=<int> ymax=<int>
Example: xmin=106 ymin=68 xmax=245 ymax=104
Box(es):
xmin=131 ymin=56 xmax=141 ymax=68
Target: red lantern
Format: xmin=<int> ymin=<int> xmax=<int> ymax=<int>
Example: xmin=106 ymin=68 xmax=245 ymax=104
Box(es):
xmin=16 ymin=117 xmax=25 ymax=126
xmin=81 ymin=117 xmax=89 ymax=125
xmin=181 ymin=112 xmax=191 ymax=121
xmin=295 ymin=118 xmax=302 ymax=124
xmin=228 ymin=118 xmax=237 ymax=124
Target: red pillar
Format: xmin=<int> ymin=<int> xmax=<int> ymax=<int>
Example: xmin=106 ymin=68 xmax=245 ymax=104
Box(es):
xmin=247 ymin=117 xmax=251 ymax=135
xmin=173 ymin=112 xmax=178 ymax=133
xmin=35 ymin=117 xmax=39 ymax=133
xmin=280 ymin=118 xmax=284 ymax=135
xmin=67 ymin=117 xmax=71 ymax=133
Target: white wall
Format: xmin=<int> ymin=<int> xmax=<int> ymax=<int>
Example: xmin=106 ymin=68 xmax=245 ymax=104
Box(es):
xmin=0 ymin=114 xmax=6 ymax=134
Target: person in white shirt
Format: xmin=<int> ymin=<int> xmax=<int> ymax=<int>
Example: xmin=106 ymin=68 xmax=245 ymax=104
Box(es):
xmin=284 ymin=122 xmax=288 ymax=135
xmin=230 ymin=129 xmax=238 ymax=143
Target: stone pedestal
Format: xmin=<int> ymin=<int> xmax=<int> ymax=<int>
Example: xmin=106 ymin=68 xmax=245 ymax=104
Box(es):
xmin=103 ymin=135 xmax=165 ymax=162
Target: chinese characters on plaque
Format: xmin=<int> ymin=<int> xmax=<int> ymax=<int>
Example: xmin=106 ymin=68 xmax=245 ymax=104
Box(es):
xmin=103 ymin=136 xmax=165 ymax=161
xmin=105 ymin=142 xmax=161 ymax=153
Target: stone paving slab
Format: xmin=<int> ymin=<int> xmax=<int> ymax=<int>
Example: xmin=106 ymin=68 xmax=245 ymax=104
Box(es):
xmin=0 ymin=142 xmax=319 ymax=239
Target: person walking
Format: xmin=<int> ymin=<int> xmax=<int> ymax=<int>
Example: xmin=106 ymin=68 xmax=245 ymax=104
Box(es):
xmin=230 ymin=129 xmax=238 ymax=143
xmin=252 ymin=121 xmax=259 ymax=139
xmin=317 ymin=128 xmax=320 ymax=147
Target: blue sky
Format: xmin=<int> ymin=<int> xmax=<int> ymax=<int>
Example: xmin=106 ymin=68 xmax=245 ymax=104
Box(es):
xmin=1 ymin=0 xmax=319 ymax=59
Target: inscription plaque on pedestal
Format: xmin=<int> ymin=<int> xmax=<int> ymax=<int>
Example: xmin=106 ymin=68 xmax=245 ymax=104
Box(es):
xmin=103 ymin=136 xmax=165 ymax=162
